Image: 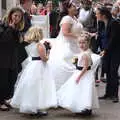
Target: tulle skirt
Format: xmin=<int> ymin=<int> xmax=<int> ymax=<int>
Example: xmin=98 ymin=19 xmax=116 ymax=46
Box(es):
xmin=11 ymin=60 xmax=57 ymax=113
xmin=57 ymin=70 xmax=99 ymax=113
xmin=57 ymin=54 xmax=101 ymax=113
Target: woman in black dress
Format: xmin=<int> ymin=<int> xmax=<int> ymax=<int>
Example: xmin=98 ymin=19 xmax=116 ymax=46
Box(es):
xmin=0 ymin=7 xmax=24 ymax=110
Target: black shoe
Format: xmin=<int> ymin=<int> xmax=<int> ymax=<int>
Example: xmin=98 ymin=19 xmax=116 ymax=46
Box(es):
xmin=99 ymin=95 xmax=113 ymax=100
xmin=29 ymin=113 xmax=39 ymax=117
xmin=79 ymin=109 xmax=92 ymax=116
xmin=112 ymin=97 xmax=119 ymax=103
xmin=37 ymin=111 xmax=48 ymax=116
xmin=29 ymin=111 xmax=48 ymax=117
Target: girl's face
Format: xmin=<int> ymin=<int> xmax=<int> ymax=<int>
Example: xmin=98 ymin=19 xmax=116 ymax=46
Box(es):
xmin=79 ymin=38 xmax=88 ymax=51
xmin=68 ymin=4 xmax=77 ymax=16
xmin=11 ymin=11 xmax=22 ymax=24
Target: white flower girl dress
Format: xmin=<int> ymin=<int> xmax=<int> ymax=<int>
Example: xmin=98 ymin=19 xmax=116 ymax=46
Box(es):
xmin=57 ymin=50 xmax=100 ymax=113
xmin=11 ymin=42 xmax=57 ymax=113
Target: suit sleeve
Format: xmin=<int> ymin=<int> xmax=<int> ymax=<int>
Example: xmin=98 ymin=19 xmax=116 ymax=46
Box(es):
xmin=106 ymin=20 xmax=120 ymax=53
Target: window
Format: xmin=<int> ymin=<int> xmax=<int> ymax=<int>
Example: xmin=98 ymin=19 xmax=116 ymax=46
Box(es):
xmin=2 ymin=0 xmax=6 ymax=9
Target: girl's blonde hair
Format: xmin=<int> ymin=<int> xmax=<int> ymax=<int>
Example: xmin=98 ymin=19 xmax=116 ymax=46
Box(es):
xmin=78 ymin=31 xmax=91 ymax=41
xmin=78 ymin=31 xmax=92 ymax=47
xmin=24 ymin=26 xmax=43 ymax=43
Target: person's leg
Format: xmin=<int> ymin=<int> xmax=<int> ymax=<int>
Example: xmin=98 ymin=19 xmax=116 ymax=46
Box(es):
xmin=100 ymin=57 xmax=106 ymax=82
xmin=104 ymin=57 xmax=119 ymax=101
xmin=105 ymin=71 xmax=114 ymax=97
xmin=95 ymin=66 xmax=101 ymax=87
xmin=6 ymin=69 xmax=18 ymax=101
xmin=0 ymin=68 xmax=10 ymax=110
xmin=99 ymin=55 xmax=113 ymax=99
xmin=109 ymin=60 xmax=119 ymax=102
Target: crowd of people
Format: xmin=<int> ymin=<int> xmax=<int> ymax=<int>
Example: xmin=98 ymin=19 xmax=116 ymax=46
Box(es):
xmin=0 ymin=0 xmax=120 ymax=118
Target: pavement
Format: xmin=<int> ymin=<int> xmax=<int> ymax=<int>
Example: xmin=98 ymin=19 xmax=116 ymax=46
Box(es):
xmin=0 ymin=83 xmax=120 ymax=120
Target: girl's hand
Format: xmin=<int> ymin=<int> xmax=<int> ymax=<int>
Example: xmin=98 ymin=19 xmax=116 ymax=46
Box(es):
xmin=100 ymin=50 xmax=105 ymax=56
xmin=76 ymin=76 xmax=80 ymax=84
xmin=9 ymin=20 xmax=16 ymax=28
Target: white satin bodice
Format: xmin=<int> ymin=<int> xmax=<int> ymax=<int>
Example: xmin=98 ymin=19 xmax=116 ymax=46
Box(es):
xmin=77 ymin=50 xmax=92 ymax=67
xmin=25 ymin=42 xmax=40 ymax=57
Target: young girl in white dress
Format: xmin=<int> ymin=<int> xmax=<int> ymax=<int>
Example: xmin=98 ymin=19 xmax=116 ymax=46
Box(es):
xmin=10 ymin=26 xmax=57 ymax=115
xmin=57 ymin=32 xmax=100 ymax=116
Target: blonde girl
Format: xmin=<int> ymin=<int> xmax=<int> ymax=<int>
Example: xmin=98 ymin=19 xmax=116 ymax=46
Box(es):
xmin=57 ymin=32 xmax=100 ymax=116
xmin=11 ymin=26 xmax=57 ymax=116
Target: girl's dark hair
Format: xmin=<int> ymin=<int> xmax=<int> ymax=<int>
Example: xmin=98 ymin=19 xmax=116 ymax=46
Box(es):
xmin=97 ymin=6 xmax=112 ymax=20
xmin=62 ymin=0 xmax=73 ymax=15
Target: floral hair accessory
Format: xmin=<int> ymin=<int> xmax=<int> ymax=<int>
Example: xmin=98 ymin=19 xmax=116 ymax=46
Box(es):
xmin=43 ymin=41 xmax=51 ymax=51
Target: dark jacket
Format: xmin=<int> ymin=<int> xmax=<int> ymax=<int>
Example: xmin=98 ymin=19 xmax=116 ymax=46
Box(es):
xmin=97 ymin=21 xmax=107 ymax=50
xmin=49 ymin=10 xmax=59 ymax=38
xmin=22 ymin=12 xmax=31 ymax=33
xmin=18 ymin=11 xmax=31 ymax=72
xmin=0 ymin=23 xmax=20 ymax=69
xmin=105 ymin=18 xmax=120 ymax=55
xmin=102 ymin=18 xmax=120 ymax=69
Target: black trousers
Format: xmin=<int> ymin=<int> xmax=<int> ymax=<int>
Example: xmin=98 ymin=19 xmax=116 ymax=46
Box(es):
xmin=0 ymin=69 xmax=9 ymax=104
xmin=18 ymin=42 xmax=28 ymax=73
xmin=0 ymin=68 xmax=17 ymax=104
xmin=7 ymin=69 xmax=18 ymax=99
xmin=105 ymin=54 xmax=120 ymax=98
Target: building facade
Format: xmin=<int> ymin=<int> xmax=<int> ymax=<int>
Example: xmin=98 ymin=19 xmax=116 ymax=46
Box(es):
xmin=0 ymin=0 xmax=19 ymax=18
